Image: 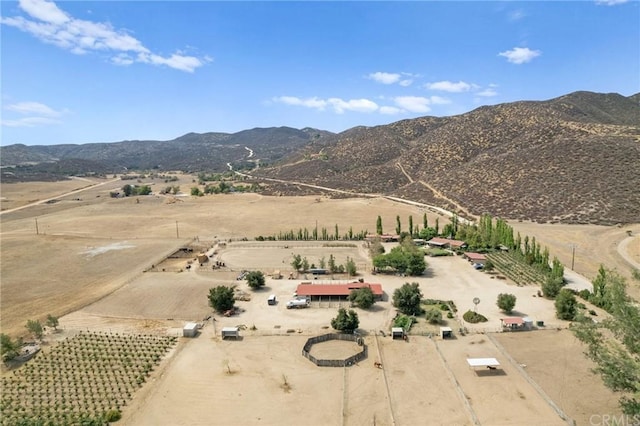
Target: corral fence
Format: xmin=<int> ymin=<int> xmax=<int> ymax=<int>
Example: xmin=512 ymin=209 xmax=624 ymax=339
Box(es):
xmin=302 ymin=333 xmax=367 ymax=367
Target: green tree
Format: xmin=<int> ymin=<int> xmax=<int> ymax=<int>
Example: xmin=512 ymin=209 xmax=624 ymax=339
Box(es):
xmin=496 ymin=293 xmax=517 ymax=314
xmin=542 ymin=276 xmax=564 ymax=299
xmin=327 ymin=254 xmax=337 ymax=273
xmin=122 ymin=184 xmax=133 ymax=197
xmin=301 ymin=257 xmax=309 ymax=272
xmin=345 ymin=257 xmax=357 ymax=276
xmin=190 ymin=187 xmax=203 ymax=196
xmin=393 ymin=282 xmax=423 ymax=316
xmin=376 ymin=215 xmax=383 ymax=235
xmin=555 ymin=289 xmax=577 ymax=321
xmin=208 ymin=286 xmax=235 ymax=313
xmin=291 ymin=254 xmax=302 ymax=271
xmin=373 ymin=240 xmax=426 ymax=276
xmin=0 ymin=334 xmax=19 ymax=362
xmin=425 ymin=308 xmax=442 ymax=324
xmin=572 ymin=271 xmax=640 ymax=414
xmin=46 ymin=314 xmax=59 ymax=330
xmin=349 ymin=287 xmax=375 ymax=309
xmin=395 ymin=215 xmax=401 ymax=235
xmin=135 ymin=185 xmax=152 ymax=195
xmin=245 ymin=271 xmax=266 ymax=290
xmin=408 ymin=215 xmax=414 ymax=237
xmin=331 ymin=308 xmax=359 ymax=333
xmin=26 ymin=319 xmax=44 ymax=339
xmin=591 ymin=265 xmax=610 ymax=309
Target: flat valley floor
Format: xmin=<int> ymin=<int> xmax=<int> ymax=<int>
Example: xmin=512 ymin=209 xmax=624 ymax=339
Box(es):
xmin=1 ymin=175 xmax=638 ymax=425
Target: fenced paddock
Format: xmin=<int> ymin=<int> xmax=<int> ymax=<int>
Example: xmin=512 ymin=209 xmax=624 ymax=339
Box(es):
xmin=302 ymin=333 xmax=367 ymax=367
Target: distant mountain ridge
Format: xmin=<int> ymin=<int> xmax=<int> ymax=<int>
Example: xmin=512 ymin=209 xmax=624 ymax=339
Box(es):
xmin=0 ymin=126 xmax=333 ymax=171
xmin=1 ymin=91 xmax=638 ymax=225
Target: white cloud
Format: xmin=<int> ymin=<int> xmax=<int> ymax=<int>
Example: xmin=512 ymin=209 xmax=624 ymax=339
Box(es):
xmin=476 ymin=88 xmax=498 ymax=97
xmin=393 ymin=96 xmax=431 ymax=113
xmin=2 ymin=100 xmax=68 ymax=128
xmin=428 ymin=96 xmax=451 ymax=105
xmin=6 ymin=101 xmax=66 ymax=117
xmin=327 ymin=98 xmax=379 ymax=114
xmin=19 ymin=0 xmax=69 ymax=25
xmin=368 ymin=72 xmax=401 ymax=84
xmin=0 ymin=0 xmax=209 ymax=72
xmin=424 ymin=81 xmax=474 ymax=93
xmin=498 ymin=47 xmax=541 ymax=64
xmin=272 ymin=96 xmax=328 ymax=110
xmin=272 ymin=96 xmax=379 ymax=114
xmin=379 ymin=106 xmax=403 ymax=115
xmin=595 ymin=0 xmax=628 ymax=5
xmin=1 ymin=116 xmax=61 ymax=127
xmin=399 ymin=79 xmax=413 ymax=87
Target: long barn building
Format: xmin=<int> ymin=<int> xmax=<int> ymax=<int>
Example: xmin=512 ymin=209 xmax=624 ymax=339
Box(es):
xmin=295 ymin=282 xmax=384 ymax=301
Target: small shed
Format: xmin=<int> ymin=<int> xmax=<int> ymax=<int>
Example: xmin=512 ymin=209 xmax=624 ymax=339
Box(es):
xmin=196 ymin=254 xmax=209 ymax=264
xmin=183 ymin=322 xmax=199 ymax=337
xmin=501 ymin=317 xmax=525 ymax=331
xmin=440 ymin=326 xmax=453 ymax=339
xmin=221 ymin=326 xmax=239 ymax=340
xmin=391 ymin=327 xmax=405 ymax=339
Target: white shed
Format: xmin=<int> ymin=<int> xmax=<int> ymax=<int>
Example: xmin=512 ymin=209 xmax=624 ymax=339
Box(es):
xmin=440 ymin=326 xmax=453 ymax=339
xmin=221 ymin=326 xmax=239 ymax=339
xmin=183 ymin=322 xmax=199 ymax=337
xmin=391 ymin=327 xmax=405 ymax=339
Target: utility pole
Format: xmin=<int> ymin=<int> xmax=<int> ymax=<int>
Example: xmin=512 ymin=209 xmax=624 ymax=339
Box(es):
xmin=176 ymin=221 xmax=179 ymax=239
xmin=35 ymin=218 xmax=39 ymax=235
xmin=570 ymin=244 xmax=576 ymax=270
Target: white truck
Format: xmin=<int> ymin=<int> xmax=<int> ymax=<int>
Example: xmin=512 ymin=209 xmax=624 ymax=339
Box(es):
xmin=286 ymin=299 xmax=310 ymax=309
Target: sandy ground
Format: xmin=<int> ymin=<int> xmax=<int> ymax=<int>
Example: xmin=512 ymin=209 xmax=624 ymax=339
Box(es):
xmin=121 ymin=325 xmax=567 ymax=426
xmin=1 ymin=177 xmax=634 ymax=425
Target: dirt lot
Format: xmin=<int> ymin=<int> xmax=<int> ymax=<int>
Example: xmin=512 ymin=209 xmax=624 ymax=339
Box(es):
xmin=1 ymin=177 xmax=635 ymax=424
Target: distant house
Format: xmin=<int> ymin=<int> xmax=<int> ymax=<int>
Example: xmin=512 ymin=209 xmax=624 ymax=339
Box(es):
xmin=426 ymin=237 xmax=467 ymax=250
xmin=366 ymin=233 xmax=400 ymax=243
xmin=463 ymin=252 xmax=487 ymax=265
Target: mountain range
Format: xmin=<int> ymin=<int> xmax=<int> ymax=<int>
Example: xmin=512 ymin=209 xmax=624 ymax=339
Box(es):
xmin=2 ymin=91 xmax=639 ymax=225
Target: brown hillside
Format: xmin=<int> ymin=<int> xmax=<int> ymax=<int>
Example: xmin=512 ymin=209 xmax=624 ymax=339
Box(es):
xmin=257 ymin=91 xmax=640 ymax=224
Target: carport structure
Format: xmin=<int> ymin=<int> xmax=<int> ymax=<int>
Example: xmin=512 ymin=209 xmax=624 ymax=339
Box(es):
xmin=467 ymin=357 xmax=501 ymax=370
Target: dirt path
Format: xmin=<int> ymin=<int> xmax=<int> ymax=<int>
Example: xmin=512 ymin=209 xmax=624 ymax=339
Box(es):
xmin=0 ymin=178 xmax=119 ymax=215
xmin=618 ymin=235 xmax=640 ymax=270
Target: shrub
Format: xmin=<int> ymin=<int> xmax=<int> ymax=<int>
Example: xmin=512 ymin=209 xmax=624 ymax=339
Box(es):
xmin=578 ymin=289 xmax=592 ymax=300
xmin=447 ymin=312 xmax=454 ymax=319
xmin=393 ymin=314 xmax=415 ymax=330
xmin=463 ymin=310 xmax=488 ymax=323
xmin=349 ymin=287 xmax=375 ymax=309
xmin=392 ymin=282 xmax=423 ymax=316
xmin=104 ymin=409 xmax=121 ymax=422
xmin=555 ymin=289 xmax=578 ymax=321
xmin=425 ymin=308 xmax=442 ymax=324
xmin=496 ymin=293 xmax=517 ymax=314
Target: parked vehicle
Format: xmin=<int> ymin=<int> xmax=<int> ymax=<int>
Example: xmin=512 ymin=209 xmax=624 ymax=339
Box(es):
xmin=268 ymin=295 xmax=277 ymax=305
xmin=286 ymin=299 xmax=310 ymax=309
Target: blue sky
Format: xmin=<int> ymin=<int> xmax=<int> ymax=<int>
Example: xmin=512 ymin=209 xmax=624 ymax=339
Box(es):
xmin=1 ymin=0 xmax=638 ymax=146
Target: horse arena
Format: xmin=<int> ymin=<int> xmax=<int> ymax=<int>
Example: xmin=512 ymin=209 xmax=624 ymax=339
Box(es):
xmin=1 ymin=176 xmax=637 ymax=425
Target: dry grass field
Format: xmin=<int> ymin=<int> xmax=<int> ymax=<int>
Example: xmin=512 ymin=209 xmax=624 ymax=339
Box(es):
xmin=1 ymin=176 xmax=637 ymax=425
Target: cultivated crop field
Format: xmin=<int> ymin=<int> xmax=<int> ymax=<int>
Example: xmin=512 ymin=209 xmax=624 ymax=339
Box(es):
xmin=1 ymin=176 xmax=638 ymax=425
xmin=1 ymin=332 xmax=177 ymax=425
